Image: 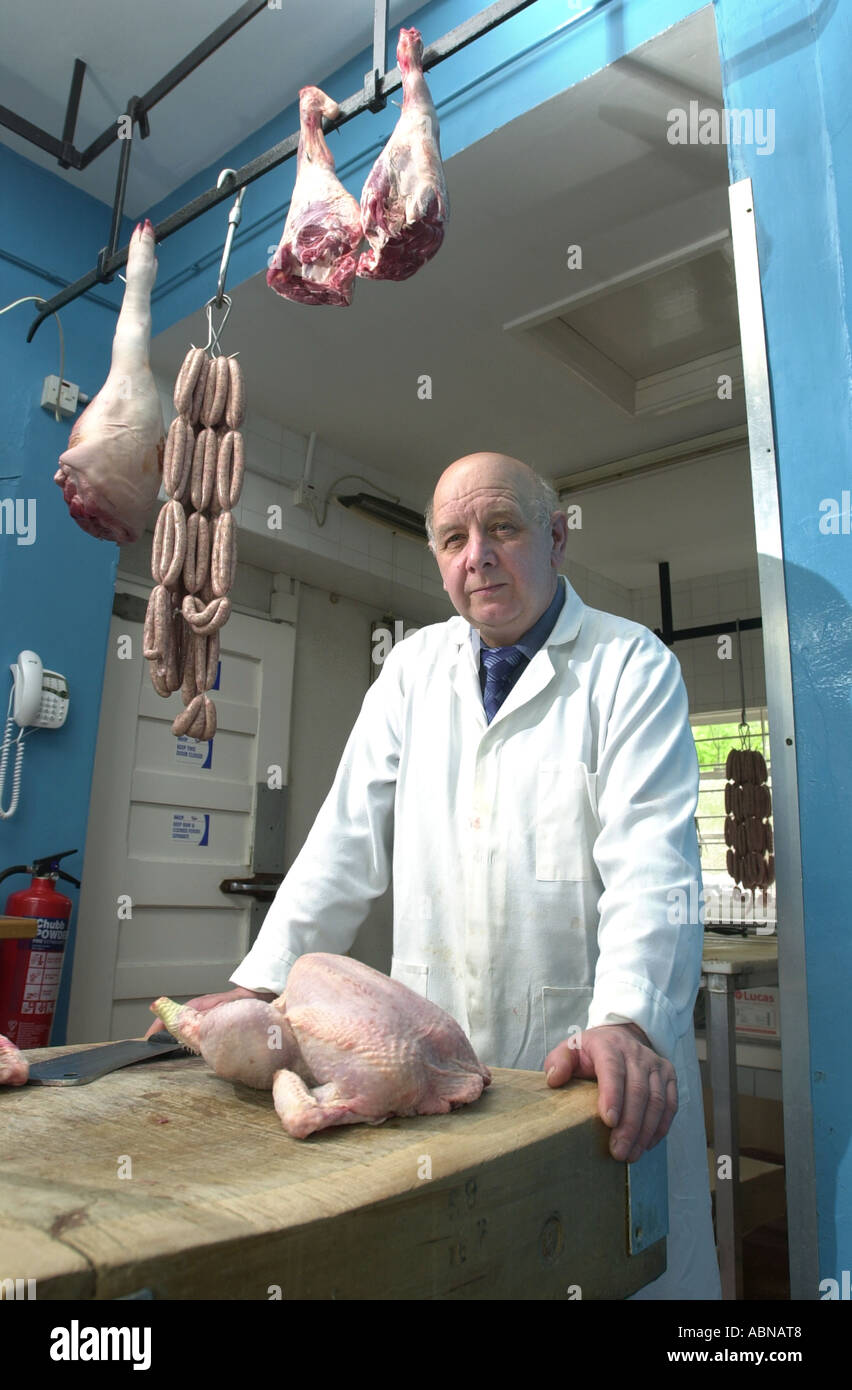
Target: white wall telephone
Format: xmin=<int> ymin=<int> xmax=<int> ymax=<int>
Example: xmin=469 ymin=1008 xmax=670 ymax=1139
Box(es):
xmin=0 ymin=652 xmax=70 ymax=818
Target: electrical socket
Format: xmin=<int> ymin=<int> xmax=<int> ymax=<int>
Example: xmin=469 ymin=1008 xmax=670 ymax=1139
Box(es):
xmin=293 ymin=481 xmax=317 ymax=510
xmin=41 ymin=375 xmax=80 ymax=418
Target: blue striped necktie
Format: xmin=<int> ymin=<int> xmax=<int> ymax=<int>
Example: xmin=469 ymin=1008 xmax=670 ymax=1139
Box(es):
xmin=480 ymin=644 xmax=526 ymax=723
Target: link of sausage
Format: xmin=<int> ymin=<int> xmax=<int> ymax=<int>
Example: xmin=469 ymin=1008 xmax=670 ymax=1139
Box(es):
xmin=151 ymin=503 xmax=167 ymax=583
xmin=175 ymin=428 xmax=195 ymax=504
xmin=163 ymin=417 xmax=182 ymax=494
xmin=747 ymin=818 xmax=764 ymax=854
xmin=190 ymin=428 xmax=218 ymax=512
xmin=187 ymin=699 xmax=209 ymax=740
xmin=225 ymin=356 xmax=245 ymax=429
xmin=180 ymin=633 xmax=197 ymax=704
xmin=182 ymin=593 xmax=231 ymax=635
xmin=202 ymin=695 xmax=217 ymax=741
xmin=205 ymin=630 xmax=220 ymax=691
xmin=143 ymin=582 xmax=157 ymax=652
xmin=143 ymin=584 xmax=172 ymax=665
xmin=211 ymin=511 xmax=236 ymax=597
xmin=201 ymin=355 xmax=230 ymax=428
xmin=191 ymin=632 xmax=208 ymax=695
xmin=164 ymin=608 xmax=183 ymax=692
xmin=183 ymin=511 xmax=211 ymax=595
xmin=190 ymin=354 xmax=211 ymax=426
xmin=148 ymin=657 xmax=171 ymax=697
xmin=158 ymin=500 xmax=187 ymax=589
xmin=172 ymin=694 xmax=204 ymax=737
xmin=163 ymin=417 xmax=193 ymax=498
xmin=216 ymin=430 xmax=245 ymax=511
xmin=191 ymin=629 xmax=221 ymax=694
xmin=173 ymin=347 xmax=207 ymax=416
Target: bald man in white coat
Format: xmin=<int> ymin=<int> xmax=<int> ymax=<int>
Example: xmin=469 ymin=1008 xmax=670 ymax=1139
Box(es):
xmin=154 ymin=452 xmax=721 ymax=1300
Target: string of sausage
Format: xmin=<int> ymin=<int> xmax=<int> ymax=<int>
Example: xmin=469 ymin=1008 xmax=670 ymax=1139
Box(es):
xmin=724 ymin=747 xmax=775 ymax=896
xmin=144 ymin=347 xmax=245 ymax=741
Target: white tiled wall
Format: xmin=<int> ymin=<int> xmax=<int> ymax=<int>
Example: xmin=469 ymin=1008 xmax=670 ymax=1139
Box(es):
xmin=565 ymin=556 xmax=766 ymax=716
xmin=699 ymin=1059 xmax=784 ymax=1100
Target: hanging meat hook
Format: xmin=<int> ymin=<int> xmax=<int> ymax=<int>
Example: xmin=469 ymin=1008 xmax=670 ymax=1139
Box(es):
xmin=199 ymin=169 xmax=246 ymax=356
xmin=735 ymin=617 xmax=750 ymax=748
xmin=202 ymin=294 xmax=232 ymax=357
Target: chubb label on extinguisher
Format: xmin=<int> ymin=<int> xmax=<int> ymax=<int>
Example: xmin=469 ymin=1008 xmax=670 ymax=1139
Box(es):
xmin=2 ymin=917 xmax=67 ymax=1048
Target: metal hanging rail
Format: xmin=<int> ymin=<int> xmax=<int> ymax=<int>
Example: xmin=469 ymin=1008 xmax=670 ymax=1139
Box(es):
xmin=1 ymin=2 xmax=268 ymax=169
xmin=23 ymin=0 xmax=541 ymax=341
xmin=654 ymin=561 xmax=762 ymax=647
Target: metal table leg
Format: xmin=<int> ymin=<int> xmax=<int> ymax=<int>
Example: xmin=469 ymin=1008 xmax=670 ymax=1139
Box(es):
xmin=706 ymin=970 xmax=743 ymax=1299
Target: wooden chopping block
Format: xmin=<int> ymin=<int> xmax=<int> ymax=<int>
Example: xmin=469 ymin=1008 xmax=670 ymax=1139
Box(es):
xmin=0 ymin=1045 xmax=666 ymax=1300
xmin=0 ymin=917 xmax=38 ymax=939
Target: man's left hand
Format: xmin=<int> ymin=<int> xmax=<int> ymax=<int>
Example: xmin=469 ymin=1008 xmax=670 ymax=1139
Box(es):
xmin=544 ymin=1024 xmax=677 ymax=1163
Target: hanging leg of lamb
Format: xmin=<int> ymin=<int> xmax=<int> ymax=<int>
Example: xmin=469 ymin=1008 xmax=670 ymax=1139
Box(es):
xmin=54 ymin=220 xmax=165 ymax=544
xmin=0 ymin=1033 xmax=29 ymax=1086
xmin=357 ymin=28 xmax=449 ymax=282
xmin=267 ymin=88 xmax=363 ymax=306
xmin=151 ymin=953 xmax=490 ymax=1139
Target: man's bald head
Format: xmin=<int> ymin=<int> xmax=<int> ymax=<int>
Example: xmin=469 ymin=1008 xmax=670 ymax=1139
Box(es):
xmin=425 ymin=451 xmax=568 ymax=646
xmin=425 ymin=453 xmax=560 ymax=547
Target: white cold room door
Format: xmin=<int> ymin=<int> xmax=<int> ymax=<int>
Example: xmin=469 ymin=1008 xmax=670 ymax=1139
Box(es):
xmin=67 ymin=599 xmax=295 ymax=1042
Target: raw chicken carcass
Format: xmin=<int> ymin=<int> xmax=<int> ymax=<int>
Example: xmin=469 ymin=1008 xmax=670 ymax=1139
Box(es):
xmin=273 ymin=953 xmax=491 ymax=1137
xmin=54 ymin=219 xmax=165 ymax=543
xmin=357 ymin=27 xmax=449 ymax=282
xmin=0 ymin=1033 xmax=29 ymax=1086
xmin=152 ymin=953 xmax=490 ymax=1139
xmin=267 ymin=87 xmax=363 ymax=306
xmin=152 ymin=995 xmax=311 ymax=1091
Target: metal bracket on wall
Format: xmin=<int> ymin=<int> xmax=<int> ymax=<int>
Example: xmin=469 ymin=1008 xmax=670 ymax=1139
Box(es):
xmin=654 ymin=560 xmax=762 ymax=648
xmin=22 ymin=0 xmax=543 ymax=340
xmin=364 ymin=0 xmax=389 ymax=112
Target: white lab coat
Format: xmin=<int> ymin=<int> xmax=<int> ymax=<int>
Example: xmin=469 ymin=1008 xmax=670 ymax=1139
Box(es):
xmin=232 ymin=576 xmax=721 ymax=1299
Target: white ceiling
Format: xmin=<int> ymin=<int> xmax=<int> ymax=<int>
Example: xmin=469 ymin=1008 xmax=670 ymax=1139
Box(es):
xmin=0 ymin=0 xmax=416 ymax=210
xmin=4 ymin=1 xmax=759 ymax=591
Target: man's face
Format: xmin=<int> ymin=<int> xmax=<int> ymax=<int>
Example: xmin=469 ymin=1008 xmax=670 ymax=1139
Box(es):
xmin=430 ymin=456 xmax=568 ymax=646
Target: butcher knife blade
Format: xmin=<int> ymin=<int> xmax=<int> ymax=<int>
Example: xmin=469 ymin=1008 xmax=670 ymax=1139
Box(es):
xmin=26 ymin=1032 xmax=183 ymax=1086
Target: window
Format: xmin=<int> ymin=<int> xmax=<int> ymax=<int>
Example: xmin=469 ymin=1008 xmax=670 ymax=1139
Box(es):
xmin=690 ymin=710 xmax=776 ymax=929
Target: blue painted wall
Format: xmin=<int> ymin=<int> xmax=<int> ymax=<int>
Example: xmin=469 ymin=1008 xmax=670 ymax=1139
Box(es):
xmin=0 ymin=149 xmax=129 ymax=1041
xmin=713 ymin=0 xmax=852 ymax=1290
xmin=1 ymin=0 xmax=848 ymax=1284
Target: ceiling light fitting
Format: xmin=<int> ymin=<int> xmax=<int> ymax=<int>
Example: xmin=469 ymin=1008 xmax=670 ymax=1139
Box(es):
xmin=336 ymin=494 xmax=427 ymax=542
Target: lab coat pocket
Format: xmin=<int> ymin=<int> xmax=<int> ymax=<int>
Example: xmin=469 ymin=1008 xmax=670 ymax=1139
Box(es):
xmin=541 ymin=985 xmax=594 ymax=1057
xmin=535 ymin=761 xmax=599 ymax=881
xmin=390 ymin=957 xmax=429 ymax=1000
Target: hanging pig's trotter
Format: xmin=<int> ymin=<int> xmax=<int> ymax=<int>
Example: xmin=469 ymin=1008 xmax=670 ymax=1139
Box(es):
xmin=54 ymin=220 xmax=165 ymax=543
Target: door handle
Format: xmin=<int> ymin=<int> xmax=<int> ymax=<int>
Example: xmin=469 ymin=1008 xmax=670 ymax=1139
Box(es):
xmin=219 ymin=872 xmax=284 ymax=901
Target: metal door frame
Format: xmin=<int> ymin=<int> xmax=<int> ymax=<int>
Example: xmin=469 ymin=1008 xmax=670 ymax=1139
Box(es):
xmin=728 ymin=177 xmax=818 ymax=1299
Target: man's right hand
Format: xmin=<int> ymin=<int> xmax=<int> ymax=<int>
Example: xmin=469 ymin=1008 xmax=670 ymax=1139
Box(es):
xmin=144 ymin=985 xmax=277 ymax=1039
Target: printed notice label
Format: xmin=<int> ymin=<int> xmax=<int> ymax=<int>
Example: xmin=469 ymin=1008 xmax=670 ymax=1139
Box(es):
xmin=176 ymin=735 xmax=213 ymax=769
xmin=171 ymin=813 xmax=210 ymax=846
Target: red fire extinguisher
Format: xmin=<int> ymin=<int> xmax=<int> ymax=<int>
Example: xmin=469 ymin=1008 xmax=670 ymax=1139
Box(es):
xmin=0 ymin=849 xmax=80 ymax=1048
